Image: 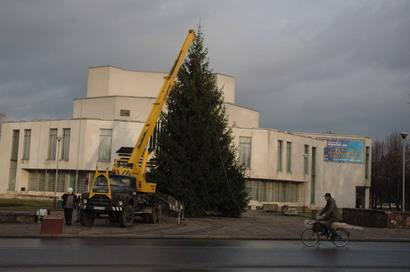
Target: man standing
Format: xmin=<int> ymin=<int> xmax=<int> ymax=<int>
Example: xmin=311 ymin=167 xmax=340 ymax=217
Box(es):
xmin=61 ymin=187 xmax=78 ymax=225
xmin=317 ymin=193 xmax=340 ymax=237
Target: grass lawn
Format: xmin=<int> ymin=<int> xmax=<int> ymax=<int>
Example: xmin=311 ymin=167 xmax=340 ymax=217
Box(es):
xmin=0 ymin=198 xmax=53 ymax=211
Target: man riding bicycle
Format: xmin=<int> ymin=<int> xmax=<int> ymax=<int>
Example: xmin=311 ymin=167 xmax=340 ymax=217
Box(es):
xmin=316 ymin=193 xmax=341 ymax=239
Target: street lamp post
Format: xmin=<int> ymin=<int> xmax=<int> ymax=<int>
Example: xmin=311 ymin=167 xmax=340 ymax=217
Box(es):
xmin=303 ymin=153 xmax=309 ymax=212
xmin=400 ymin=133 xmax=408 ymax=213
xmin=54 ymin=136 xmax=62 ymax=208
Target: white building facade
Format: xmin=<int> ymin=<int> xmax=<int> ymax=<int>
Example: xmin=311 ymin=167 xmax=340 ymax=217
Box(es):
xmin=0 ymin=66 xmax=371 ymax=209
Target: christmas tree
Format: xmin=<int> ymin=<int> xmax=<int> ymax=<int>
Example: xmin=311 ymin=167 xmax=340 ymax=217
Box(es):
xmin=150 ymin=28 xmax=248 ymax=217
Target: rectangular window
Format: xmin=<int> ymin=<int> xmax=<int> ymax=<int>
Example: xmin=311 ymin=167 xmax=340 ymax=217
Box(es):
xmin=365 ymin=146 xmax=370 ymax=179
xmin=29 ymin=170 xmax=40 ymax=191
xmin=48 ymin=128 xmax=58 ymax=160
xmin=39 ymin=171 xmax=46 ymax=192
xmin=61 ymin=128 xmax=70 ymax=161
xmin=10 ymin=130 xmax=20 ymax=160
xmin=248 ymin=180 xmax=299 ymax=203
xmin=239 ymin=137 xmax=252 ymax=169
xmin=277 ymin=140 xmax=283 ymax=172
xmin=47 ymin=171 xmax=56 ymax=192
xmin=304 ymin=144 xmax=309 ymax=175
xmin=311 ymin=147 xmax=317 ymax=204
xmin=77 ymin=171 xmax=90 ymax=193
xmin=57 ymin=171 xmax=65 ymax=192
xmin=22 ymin=129 xmax=31 ymax=160
xmin=8 ymin=130 xmax=20 ymax=191
xmin=286 ymin=141 xmax=292 ymax=173
xmin=288 ymin=182 xmax=298 ymax=202
xmin=98 ymin=129 xmax=113 ymax=162
xmin=248 ymin=180 xmax=258 ymax=200
xmin=259 ymin=182 xmax=267 ymax=201
xmin=120 ymin=109 xmax=130 ymax=117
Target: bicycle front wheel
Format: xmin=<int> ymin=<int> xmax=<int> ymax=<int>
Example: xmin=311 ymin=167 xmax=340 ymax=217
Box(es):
xmin=332 ymin=229 xmax=350 ymax=247
xmin=301 ymin=228 xmax=319 ymax=247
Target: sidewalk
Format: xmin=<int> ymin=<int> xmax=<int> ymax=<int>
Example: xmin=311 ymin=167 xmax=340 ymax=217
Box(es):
xmin=1 ymin=210 xmax=410 ymax=241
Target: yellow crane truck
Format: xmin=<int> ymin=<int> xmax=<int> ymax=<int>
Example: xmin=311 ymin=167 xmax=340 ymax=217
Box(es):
xmin=79 ymin=30 xmax=196 ymax=227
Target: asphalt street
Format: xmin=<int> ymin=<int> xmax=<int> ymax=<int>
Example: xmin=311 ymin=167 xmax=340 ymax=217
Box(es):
xmin=0 ymin=239 xmax=409 ymax=271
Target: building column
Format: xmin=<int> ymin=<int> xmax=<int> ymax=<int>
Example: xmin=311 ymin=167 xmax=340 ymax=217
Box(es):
xmin=365 ymin=187 xmax=370 ymax=209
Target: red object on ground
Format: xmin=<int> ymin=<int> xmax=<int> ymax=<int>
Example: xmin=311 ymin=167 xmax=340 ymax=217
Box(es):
xmin=40 ymin=215 xmax=64 ymax=235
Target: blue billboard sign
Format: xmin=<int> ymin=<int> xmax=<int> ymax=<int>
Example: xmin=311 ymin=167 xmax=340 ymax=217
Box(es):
xmin=324 ymin=139 xmax=364 ymax=163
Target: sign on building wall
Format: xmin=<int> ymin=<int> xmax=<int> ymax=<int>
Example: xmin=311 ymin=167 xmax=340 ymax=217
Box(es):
xmin=324 ymin=139 xmax=364 ymax=163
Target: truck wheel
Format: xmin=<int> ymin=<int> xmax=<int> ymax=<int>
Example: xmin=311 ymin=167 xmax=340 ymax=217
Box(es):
xmin=119 ymin=205 xmax=135 ymax=227
xmin=79 ymin=210 xmax=95 ymax=227
xmin=148 ymin=205 xmax=160 ymax=224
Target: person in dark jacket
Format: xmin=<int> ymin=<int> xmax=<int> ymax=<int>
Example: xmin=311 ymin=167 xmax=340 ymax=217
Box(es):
xmin=317 ymin=193 xmax=340 ymax=237
xmin=61 ymin=187 xmax=78 ymax=226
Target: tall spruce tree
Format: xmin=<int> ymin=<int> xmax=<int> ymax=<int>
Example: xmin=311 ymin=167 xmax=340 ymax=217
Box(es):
xmin=150 ymin=29 xmax=248 ymax=217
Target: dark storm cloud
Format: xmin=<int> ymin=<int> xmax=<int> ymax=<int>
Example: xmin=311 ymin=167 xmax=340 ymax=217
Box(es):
xmin=0 ymin=0 xmax=409 ymax=139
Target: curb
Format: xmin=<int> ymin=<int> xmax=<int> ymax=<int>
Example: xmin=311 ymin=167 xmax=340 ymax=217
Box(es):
xmin=1 ymin=234 xmax=409 ymax=242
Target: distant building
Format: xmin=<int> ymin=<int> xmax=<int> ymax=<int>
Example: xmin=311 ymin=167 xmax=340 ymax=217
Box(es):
xmin=0 ymin=66 xmax=371 ymax=209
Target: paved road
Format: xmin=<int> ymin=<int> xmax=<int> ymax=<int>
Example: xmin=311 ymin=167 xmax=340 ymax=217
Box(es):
xmin=0 ymin=239 xmax=409 ymax=271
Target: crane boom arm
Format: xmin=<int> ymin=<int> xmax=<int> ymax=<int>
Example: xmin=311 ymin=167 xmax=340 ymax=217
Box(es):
xmin=127 ymin=29 xmax=195 ymax=192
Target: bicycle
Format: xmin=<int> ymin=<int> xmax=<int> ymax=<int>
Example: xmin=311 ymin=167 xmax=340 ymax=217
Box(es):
xmin=301 ymin=219 xmax=350 ymax=247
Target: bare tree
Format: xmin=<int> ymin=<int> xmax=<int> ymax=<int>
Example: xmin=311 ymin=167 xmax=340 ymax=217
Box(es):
xmin=371 ymin=132 xmax=410 ymax=210
xmin=370 ymin=140 xmax=385 ymax=208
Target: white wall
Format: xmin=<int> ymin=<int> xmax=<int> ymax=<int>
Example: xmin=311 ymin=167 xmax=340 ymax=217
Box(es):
xmin=73 ymin=97 xmax=155 ymax=122
xmin=73 ymin=97 xmax=259 ymax=129
xmin=86 ymin=66 xmax=236 ymax=103
xmin=225 ymin=103 xmax=259 ymax=129
xmin=0 ymin=119 xmax=146 ymax=193
xmin=233 ymin=128 xmax=371 ymax=208
xmin=0 ymin=119 xmax=371 ymax=208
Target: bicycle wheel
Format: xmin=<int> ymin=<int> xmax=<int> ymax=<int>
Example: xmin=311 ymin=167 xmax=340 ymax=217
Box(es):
xmin=332 ymin=229 xmax=350 ymax=247
xmin=301 ymin=228 xmax=319 ymax=247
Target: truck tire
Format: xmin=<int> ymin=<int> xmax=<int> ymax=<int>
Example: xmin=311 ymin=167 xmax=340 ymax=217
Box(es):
xmin=148 ymin=205 xmax=160 ymax=224
xmin=79 ymin=210 xmax=95 ymax=227
xmin=119 ymin=205 xmax=135 ymax=227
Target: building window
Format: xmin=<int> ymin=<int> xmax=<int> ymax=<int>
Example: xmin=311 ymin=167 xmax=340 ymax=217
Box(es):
xmin=304 ymin=144 xmax=309 ymax=175
xmin=98 ymin=129 xmax=113 ymax=162
xmin=28 ymin=170 xmax=90 ymax=193
xmin=22 ymin=129 xmax=31 ymax=160
xmin=286 ymin=141 xmax=292 ymax=173
xmin=365 ymin=146 xmax=370 ymax=179
xmin=120 ymin=109 xmax=130 ymax=117
xmin=311 ymin=146 xmax=317 ymax=204
xmin=48 ymin=128 xmax=58 ymax=160
xmin=277 ymin=140 xmax=283 ymax=172
xmin=61 ymin=128 xmax=70 ymax=161
xmin=29 ymin=170 xmax=41 ymax=192
xmin=239 ymin=137 xmax=252 ymax=169
xmin=8 ymin=130 xmax=20 ymax=191
xmin=247 ymin=180 xmax=299 ymax=202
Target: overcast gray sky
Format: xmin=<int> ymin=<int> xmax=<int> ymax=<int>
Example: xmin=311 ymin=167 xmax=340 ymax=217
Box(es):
xmin=0 ymin=0 xmax=409 ymax=140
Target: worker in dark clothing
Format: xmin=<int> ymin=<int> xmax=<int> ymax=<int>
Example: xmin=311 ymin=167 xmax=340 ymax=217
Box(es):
xmin=317 ymin=193 xmax=340 ymax=237
xmin=61 ymin=187 xmax=78 ymax=226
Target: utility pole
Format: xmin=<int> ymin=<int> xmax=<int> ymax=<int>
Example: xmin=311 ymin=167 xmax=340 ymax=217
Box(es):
xmin=54 ymin=136 xmax=62 ymax=208
xmin=303 ymin=152 xmax=309 ymax=212
xmin=400 ymin=133 xmax=408 ymax=212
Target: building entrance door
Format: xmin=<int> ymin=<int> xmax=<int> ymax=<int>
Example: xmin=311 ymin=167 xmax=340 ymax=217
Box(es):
xmin=356 ymin=186 xmax=365 ymax=208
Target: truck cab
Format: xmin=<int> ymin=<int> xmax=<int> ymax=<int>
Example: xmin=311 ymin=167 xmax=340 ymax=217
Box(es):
xmin=79 ymin=174 xmax=160 ymax=227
